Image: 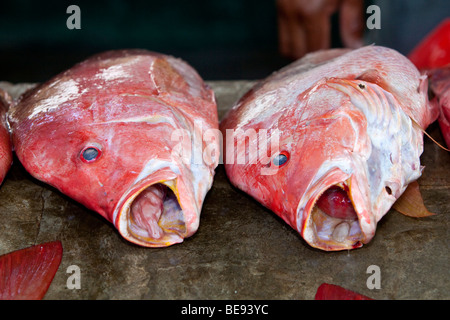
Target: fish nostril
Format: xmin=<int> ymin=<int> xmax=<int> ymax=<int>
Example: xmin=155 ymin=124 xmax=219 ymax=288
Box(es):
xmin=385 ymin=186 xmax=392 ymax=195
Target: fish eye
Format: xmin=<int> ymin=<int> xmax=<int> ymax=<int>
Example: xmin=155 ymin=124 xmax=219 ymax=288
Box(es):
xmin=80 ymin=146 xmax=101 ymax=163
xmin=273 ymin=151 xmax=289 ymax=167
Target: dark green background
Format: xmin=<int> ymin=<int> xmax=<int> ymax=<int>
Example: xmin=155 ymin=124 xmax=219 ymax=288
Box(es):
xmin=0 ymin=0 xmax=286 ymax=83
xmin=0 ymin=0 xmax=448 ymax=83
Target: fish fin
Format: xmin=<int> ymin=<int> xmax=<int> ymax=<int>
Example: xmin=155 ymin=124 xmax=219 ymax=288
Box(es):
xmin=301 ymin=48 xmax=351 ymax=65
xmin=393 ymin=181 xmax=435 ymax=218
xmin=315 ymin=283 xmax=373 ymax=300
xmin=150 ymin=57 xmax=190 ymax=96
xmin=0 ymin=241 xmax=63 ymax=300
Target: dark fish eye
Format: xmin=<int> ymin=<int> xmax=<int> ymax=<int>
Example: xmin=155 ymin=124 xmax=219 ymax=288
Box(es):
xmin=273 ymin=152 xmax=289 ymax=166
xmin=80 ymin=146 xmax=101 ymax=163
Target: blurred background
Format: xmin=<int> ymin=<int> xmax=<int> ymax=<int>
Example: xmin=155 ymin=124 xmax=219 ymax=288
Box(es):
xmin=0 ymin=0 xmax=448 ymax=83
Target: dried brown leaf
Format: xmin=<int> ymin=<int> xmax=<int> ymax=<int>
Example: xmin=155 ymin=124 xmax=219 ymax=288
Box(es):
xmin=393 ymin=181 xmax=435 ymax=218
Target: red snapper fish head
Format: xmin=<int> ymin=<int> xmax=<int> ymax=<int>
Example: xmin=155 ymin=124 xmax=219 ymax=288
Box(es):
xmin=9 ymin=49 xmax=219 ymax=248
xmin=223 ymin=78 xmax=423 ymax=251
xmin=11 ymin=88 xmax=214 ymax=248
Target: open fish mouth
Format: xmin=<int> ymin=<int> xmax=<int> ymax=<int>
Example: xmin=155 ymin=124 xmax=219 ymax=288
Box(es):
xmin=302 ymin=178 xmax=364 ymax=251
xmin=115 ymin=178 xmax=187 ymax=247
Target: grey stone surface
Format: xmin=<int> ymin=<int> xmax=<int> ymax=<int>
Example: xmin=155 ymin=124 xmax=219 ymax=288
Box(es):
xmin=0 ymin=80 xmax=448 ymax=300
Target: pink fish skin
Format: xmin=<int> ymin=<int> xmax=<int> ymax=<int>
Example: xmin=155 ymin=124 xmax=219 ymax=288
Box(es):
xmin=8 ymin=50 xmax=219 ymax=247
xmin=0 ymin=89 xmax=13 ymax=185
xmin=220 ymin=46 xmax=437 ymax=251
xmin=428 ymin=65 xmax=450 ymax=148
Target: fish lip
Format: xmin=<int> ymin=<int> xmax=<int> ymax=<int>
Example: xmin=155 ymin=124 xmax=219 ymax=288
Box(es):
xmin=113 ymin=169 xmax=187 ymax=248
xmin=298 ymin=169 xmax=368 ymax=251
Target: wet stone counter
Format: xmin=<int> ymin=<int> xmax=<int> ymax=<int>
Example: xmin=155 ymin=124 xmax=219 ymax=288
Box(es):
xmin=0 ymin=80 xmax=448 ymax=300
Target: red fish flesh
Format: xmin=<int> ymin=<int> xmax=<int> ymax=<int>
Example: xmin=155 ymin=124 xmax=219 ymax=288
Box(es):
xmin=8 ymin=50 xmax=219 ymax=247
xmin=0 ymin=241 xmax=62 ymax=300
xmin=220 ymin=46 xmax=437 ymax=251
xmin=0 ymin=89 xmax=13 ymax=185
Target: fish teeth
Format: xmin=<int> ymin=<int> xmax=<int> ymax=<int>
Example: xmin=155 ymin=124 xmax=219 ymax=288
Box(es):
xmin=335 ymin=182 xmax=346 ymax=189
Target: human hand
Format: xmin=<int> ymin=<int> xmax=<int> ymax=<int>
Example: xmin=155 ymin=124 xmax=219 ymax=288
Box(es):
xmin=277 ymin=0 xmax=364 ymax=59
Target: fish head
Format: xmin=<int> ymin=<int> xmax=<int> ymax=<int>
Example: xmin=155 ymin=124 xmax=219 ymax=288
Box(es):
xmin=10 ymin=79 xmax=218 ymax=248
xmin=223 ymin=78 xmax=423 ymax=250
